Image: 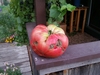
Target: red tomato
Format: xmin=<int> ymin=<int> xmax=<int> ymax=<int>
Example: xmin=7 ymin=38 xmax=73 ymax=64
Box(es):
xmin=30 ymin=24 xmax=69 ymax=58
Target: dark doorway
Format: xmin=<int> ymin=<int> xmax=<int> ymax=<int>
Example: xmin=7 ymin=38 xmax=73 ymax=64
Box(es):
xmin=89 ymin=0 xmax=100 ymax=31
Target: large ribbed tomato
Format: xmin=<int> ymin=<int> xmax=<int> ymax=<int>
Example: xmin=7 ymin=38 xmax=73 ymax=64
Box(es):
xmin=30 ymin=24 xmax=69 ymax=58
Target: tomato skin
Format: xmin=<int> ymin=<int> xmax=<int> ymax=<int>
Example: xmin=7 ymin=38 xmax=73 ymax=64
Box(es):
xmin=30 ymin=24 xmax=69 ymax=58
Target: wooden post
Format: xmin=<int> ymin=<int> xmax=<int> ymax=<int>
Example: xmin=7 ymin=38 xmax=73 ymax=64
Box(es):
xmin=76 ymin=9 xmax=81 ymax=31
xmin=63 ymin=69 xmax=68 ymax=75
xmin=82 ymin=8 xmax=87 ymax=33
xmin=70 ymin=11 xmax=74 ymax=33
xmin=34 ymin=0 xmax=46 ymax=25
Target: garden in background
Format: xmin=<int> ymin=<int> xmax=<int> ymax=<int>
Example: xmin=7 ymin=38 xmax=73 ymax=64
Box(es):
xmin=0 ymin=0 xmax=35 ymax=45
xmin=0 ymin=0 xmax=99 ymax=75
xmin=0 ymin=0 xmax=98 ymax=45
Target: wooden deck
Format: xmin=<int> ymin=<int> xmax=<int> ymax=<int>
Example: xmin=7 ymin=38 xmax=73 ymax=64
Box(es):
xmin=0 ymin=43 xmax=32 ymax=75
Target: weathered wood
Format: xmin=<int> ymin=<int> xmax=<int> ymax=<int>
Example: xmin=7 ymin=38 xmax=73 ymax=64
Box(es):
xmin=38 ymin=57 xmax=100 ymax=75
xmin=26 ymin=23 xmax=100 ymax=70
xmin=26 ymin=23 xmax=100 ymax=75
xmin=69 ymin=68 xmax=80 ymax=75
xmin=22 ymin=71 xmax=32 ymax=75
xmin=88 ymin=63 xmax=100 ymax=75
xmin=0 ymin=43 xmax=32 ymax=75
xmin=20 ymin=66 xmax=31 ymax=73
xmin=34 ymin=0 xmax=46 ymax=25
xmin=49 ymin=62 xmax=100 ymax=75
xmin=61 ymin=62 xmax=100 ymax=75
xmin=80 ymin=65 xmax=90 ymax=75
xmin=63 ymin=70 xmax=68 ymax=75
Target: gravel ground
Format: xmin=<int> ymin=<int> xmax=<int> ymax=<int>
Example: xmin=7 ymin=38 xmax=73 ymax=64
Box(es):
xmin=67 ymin=32 xmax=99 ymax=45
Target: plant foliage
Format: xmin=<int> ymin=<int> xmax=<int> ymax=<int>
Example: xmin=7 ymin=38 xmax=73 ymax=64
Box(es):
xmin=0 ymin=5 xmax=16 ymax=42
xmin=9 ymin=0 xmax=35 ymax=45
xmin=47 ymin=0 xmax=76 ymax=25
xmin=0 ymin=62 xmax=22 ymax=75
xmin=3 ymin=0 xmax=9 ymax=5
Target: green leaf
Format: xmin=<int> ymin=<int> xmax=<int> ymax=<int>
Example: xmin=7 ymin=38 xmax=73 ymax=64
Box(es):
xmin=49 ymin=7 xmax=60 ymax=18
xmin=60 ymin=10 xmax=67 ymax=17
xmin=57 ymin=10 xmax=66 ymax=22
xmin=47 ymin=18 xmax=53 ymax=24
xmin=31 ymin=13 xmax=35 ymax=17
xmin=57 ymin=16 xmax=63 ymax=22
xmin=31 ymin=18 xmax=35 ymax=22
xmin=60 ymin=5 xmax=67 ymax=11
xmin=23 ymin=0 xmax=26 ymax=2
xmin=17 ymin=17 xmax=21 ymax=24
xmin=18 ymin=25 xmax=22 ymax=32
xmin=52 ymin=21 xmax=60 ymax=27
xmin=66 ymin=4 xmax=76 ymax=12
xmin=59 ymin=0 xmax=66 ymax=4
xmin=51 ymin=4 xmax=57 ymax=8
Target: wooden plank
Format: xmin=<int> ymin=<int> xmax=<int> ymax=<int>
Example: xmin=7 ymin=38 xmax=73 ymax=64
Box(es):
xmin=68 ymin=69 xmax=73 ymax=75
xmin=0 ymin=46 xmax=27 ymax=52
xmin=76 ymin=10 xmax=80 ymax=31
xmin=38 ymin=62 xmax=100 ymax=75
xmin=39 ymin=57 xmax=100 ymax=75
xmin=70 ymin=11 xmax=74 ymax=33
xmin=34 ymin=0 xmax=46 ymax=25
xmin=0 ymin=51 xmax=28 ymax=58
xmin=22 ymin=71 xmax=32 ymax=75
xmin=0 ymin=43 xmax=32 ymax=75
xmin=65 ymin=62 xmax=100 ymax=75
xmin=18 ymin=61 xmax=30 ymax=68
xmin=0 ymin=55 xmax=28 ymax=62
xmin=88 ymin=64 xmax=94 ymax=75
xmin=74 ymin=68 xmax=80 ymax=75
xmin=63 ymin=70 xmax=68 ymax=75
xmin=0 ymin=43 xmax=12 ymax=48
xmin=0 ymin=50 xmax=27 ymax=56
xmin=20 ymin=66 xmax=31 ymax=73
xmin=82 ymin=9 xmax=87 ymax=33
xmin=58 ymin=71 xmax=63 ymax=75
xmin=0 ymin=45 xmax=27 ymax=52
xmin=80 ymin=65 xmax=90 ymax=75
xmin=0 ymin=58 xmax=29 ymax=66
xmin=89 ymin=63 xmax=100 ymax=75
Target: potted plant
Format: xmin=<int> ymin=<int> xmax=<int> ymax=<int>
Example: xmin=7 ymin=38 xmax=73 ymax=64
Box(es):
xmin=46 ymin=0 xmax=76 ymax=33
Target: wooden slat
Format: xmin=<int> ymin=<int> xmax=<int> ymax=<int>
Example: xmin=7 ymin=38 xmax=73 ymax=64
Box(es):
xmin=0 ymin=50 xmax=28 ymax=57
xmin=76 ymin=10 xmax=80 ymax=31
xmin=82 ymin=9 xmax=87 ymax=33
xmin=70 ymin=11 xmax=74 ymax=33
xmin=22 ymin=71 xmax=32 ymax=75
xmin=0 ymin=45 xmax=27 ymax=52
xmin=0 ymin=55 xmax=28 ymax=62
xmin=63 ymin=70 xmax=68 ymax=75
xmin=0 ymin=43 xmax=32 ymax=75
xmin=0 ymin=57 xmax=29 ymax=64
xmin=79 ymin=65 xmax=89 ymax=75
xmin=34 ymin=0 xmax=46 ymax=25
xmin=11 ymin=61 xmax=30 ymax=68
xmin=20 ymin=66 xmax=31 ymax=73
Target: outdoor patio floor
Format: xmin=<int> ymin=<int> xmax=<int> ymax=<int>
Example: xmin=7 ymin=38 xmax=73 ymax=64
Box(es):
xmin=67 ymin=32 xmax=99 ymax=45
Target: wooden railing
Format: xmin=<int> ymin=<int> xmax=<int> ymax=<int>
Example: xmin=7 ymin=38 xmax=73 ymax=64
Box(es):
xmin=26 ymin=22 xmax=100 ymax=75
